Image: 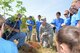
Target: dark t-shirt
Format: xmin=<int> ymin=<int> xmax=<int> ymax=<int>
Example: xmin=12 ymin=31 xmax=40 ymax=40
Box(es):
xmin=5 ymin=19 xmax=22 ymax=30
xmin=3 ymin=19 xmax=22 ymax=39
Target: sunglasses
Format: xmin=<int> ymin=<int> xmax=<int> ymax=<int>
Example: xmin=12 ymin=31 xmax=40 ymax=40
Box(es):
xmin=64 ymin=14 xmax=68 ymax=15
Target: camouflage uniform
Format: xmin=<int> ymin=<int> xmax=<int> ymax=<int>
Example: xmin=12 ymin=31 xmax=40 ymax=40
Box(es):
xmin=39 ymin=23 xmax=54 ymax=47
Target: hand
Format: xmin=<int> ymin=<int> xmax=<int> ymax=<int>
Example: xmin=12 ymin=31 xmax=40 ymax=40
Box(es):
xmin=13 ymin=29 xmax=20 ymax=32
xmin=27 ymin=23 xmax=32 ymax=26
xmin=61 ymin=23 xmax=65 ymax=26
xmin=51 ymin=24 xmax=55 ymax=27
xmin=30 ymin=24 xmax=33 ymax=26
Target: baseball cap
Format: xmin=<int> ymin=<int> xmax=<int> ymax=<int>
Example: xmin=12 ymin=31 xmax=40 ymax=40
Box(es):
xmin=29 ymin=16 xmax=32 ymax=18
xmin=40 ymin=17 xmax=46 ymax=22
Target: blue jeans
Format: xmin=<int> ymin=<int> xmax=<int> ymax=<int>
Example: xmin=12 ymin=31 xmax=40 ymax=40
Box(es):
xmin=9 ymin=32 xmax=26 ymax=48
xmin=36 ymin=30 xmax=40 ymax=42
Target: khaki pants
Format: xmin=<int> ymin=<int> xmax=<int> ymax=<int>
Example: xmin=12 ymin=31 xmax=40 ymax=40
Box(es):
xmin=27 ymin=31 xmax=32 ymax=41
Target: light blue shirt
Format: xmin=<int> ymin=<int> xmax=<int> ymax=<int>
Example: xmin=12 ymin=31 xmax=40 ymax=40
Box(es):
xmin=26 ymin=20 xmax=34 ymax=31
xmin=71 ymin=14 xmax=79 ymax=26
xmin=0 ymin=38 xmax=18 ymax=53
xmin=76 ymin=8 xmax=80 ymax=21
xmin=64 ymin=17 xmax=71 ymax=26
xmin=71 ymin=8 xmax=80 ymax=26
xmin=51 ymin=18 xmax=64 ymax=32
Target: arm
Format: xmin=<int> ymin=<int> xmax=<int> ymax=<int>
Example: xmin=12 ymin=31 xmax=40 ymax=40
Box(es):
xmin=26 ymin=22 xmax=31 ymax=26
xmin=5 ymin=24 xmax=20 ymax=32
xmin=26 ymin=21 xmax=33 ymax=26
xmin=50 ymin=24 xmax=55 ymax=27
xmin=13 ymin=28 xmax=20 ymax=32
xmin=61 ymin=23 xmax=66 ymax=27
xmin=51 ymin=19 xmax=56 ymax=27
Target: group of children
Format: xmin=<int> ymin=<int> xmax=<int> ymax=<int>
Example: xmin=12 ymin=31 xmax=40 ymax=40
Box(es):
xmin=26 ymin=4 xmax=80 ymax=48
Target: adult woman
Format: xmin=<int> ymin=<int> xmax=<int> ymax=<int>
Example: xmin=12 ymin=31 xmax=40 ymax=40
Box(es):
xmin=56 ymin=26 xmax=80 ymax=53
xmin=0 ymin=15 xmax=18 ymax=53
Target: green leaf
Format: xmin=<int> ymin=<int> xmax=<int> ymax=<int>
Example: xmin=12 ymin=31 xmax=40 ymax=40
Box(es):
xmin=21 ymin=17 xmax=28 ymax=28
xmin=0 ymin=0 xmax=26 ymax=17
xmin=8 ymin=8 xmax=13 ymax=11
xmin=17 ymin=6 xmax=26 ymax=14
xmin=21 ymin=7 xmax=26 ymax=12
xmin=17 ymin=1 xmax=22 ymax=5
xmin=5 ymin=13 xmax=12 ymax=16
xmin=3 ymin=2 xmax=11 ymax=8
xmin=16 ymin=1 xmax=22 ymax=7
xmin=4 ymin=0 xmax=15 ymax=3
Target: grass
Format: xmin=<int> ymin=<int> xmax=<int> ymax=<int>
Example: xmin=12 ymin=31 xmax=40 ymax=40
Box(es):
xmin=38 ymin=47 xmax=56 ymax=53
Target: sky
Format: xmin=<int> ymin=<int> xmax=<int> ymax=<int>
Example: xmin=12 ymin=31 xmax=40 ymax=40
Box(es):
xmin=2 ymin=0 xmax=72 ymax=23
xmin=22 ymin=0 xmax=72 ymax=23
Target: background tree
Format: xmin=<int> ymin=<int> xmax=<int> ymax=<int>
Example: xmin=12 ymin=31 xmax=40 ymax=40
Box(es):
xmin=0 ymin=0 xmax=15 ymax=16
xmin=16 ymin=1 xmax=26 ymax=15
xmin=0 ymin=0 xmax=36 ymax=31
xmin=0 ymin=0 xmax=26 ymax=17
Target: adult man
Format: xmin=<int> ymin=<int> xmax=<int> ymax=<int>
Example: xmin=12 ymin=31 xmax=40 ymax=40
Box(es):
xmin=62 ymin=10 xmax=71 ymax=26
xmin=5 ymin=14 xmax=26 ymax=48
xmin=71 ymin=8 xmax=78 ymax=26
xmin=0 ymin=16 xmax=18 ymax=53
xmin=76 ymin=0 xmax=80 ymax=27
xmin=51 ymin=12 xmax=64 ymax=32
xmin=70 ymin=0 xmax=80 ymax=27
xmin=39 ymin=17 xmax=53 ymax=48
xmin=26 ymin=16 xmax=34 ymax=41
xmin=36 ymin=15 xmax=41 ymax=42
xmin=76 ymin=0 xmax=80 ymax=9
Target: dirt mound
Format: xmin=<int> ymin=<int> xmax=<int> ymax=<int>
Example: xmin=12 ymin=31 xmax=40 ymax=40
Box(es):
xmin=27 ymin=41 xmax=41 ymax=49
xmin=19 ymin=42 xmax=41 ymax=53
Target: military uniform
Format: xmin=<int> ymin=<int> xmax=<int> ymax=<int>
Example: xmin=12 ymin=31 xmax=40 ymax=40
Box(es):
xmin=39 ymin=23 xmax=54 ymax=47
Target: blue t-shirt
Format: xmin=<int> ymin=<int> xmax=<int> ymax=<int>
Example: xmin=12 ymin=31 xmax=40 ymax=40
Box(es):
xmin=16 ymin=20 xmax=22 ymax=29
xmin=0 ymin=38 xmax=18 ymax=53
xmin=36 ymin=21 xmax=41 ymax=32
xmin=26 ymin=20 xmax=34 ymax=31
xmin=71 ymin=14 xmax=79 ymax=26
xmin=64 ymin=17 xmax=71 ymax=26
xmin=51 ymin=18 xmax=64 ymax=32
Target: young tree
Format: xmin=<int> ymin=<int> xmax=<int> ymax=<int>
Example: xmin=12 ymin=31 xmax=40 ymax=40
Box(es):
xmin=16 ymin=1 xmax=26 ymax=15
xmin=0 ymin=0 xmax=15 ymax=16
xmin=0 ymin=0 xmax=26 ymax=17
